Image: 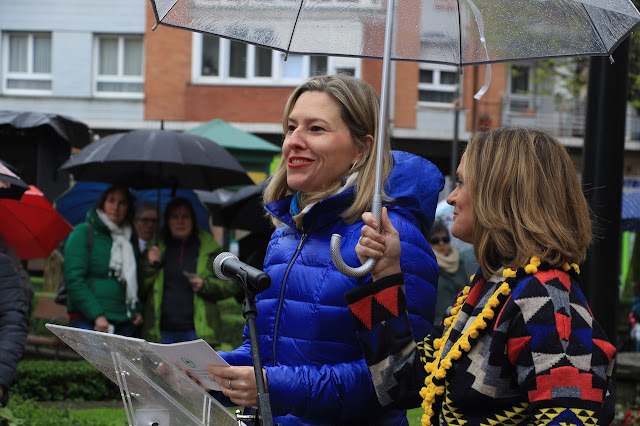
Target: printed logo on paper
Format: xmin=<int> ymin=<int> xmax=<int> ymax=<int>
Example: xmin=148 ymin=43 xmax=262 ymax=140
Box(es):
xmin=181 ymin=358 xmax=196 ymax=368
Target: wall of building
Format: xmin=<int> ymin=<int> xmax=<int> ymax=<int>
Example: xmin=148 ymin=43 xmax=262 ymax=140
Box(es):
xmin=0 ymin=0 xmax=146 ymax=124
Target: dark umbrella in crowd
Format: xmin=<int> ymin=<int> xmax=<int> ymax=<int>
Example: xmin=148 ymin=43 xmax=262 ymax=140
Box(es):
xmin=0 ymin=110 xmax=91 ymax=149
xmin=59 ymin=129 xmax=253 ymax=191
xmin=219 ymin=180 xmax=271 ymax=235
xmin=0 ymin=160 xmax=29 ymax=201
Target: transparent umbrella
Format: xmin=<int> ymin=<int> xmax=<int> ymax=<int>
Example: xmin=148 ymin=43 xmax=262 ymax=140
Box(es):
xmin=149 ymin=0 xmax=640 ymax=276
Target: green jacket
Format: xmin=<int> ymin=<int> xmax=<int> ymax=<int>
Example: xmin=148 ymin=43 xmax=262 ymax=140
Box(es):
xmin=63 ymin=208 xmax=142 ymax=323
xmin=139 ymin=230 xmax=239 ymax=345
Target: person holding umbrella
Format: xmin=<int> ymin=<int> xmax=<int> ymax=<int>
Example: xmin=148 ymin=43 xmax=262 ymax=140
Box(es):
xmin=205 ymin=74 xmax=443 ymax=425
xmin=63 ymin=185 xmax=143 ymax=336
xmin=349 ymin=128 xmax=615 ymax=425
xmin=139 ymin=197 xmax=240 ymax=345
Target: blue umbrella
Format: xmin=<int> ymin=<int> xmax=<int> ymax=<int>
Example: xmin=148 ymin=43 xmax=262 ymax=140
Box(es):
xmin=622 ymin=191 xmax=640 ymax=232
xmin=55 ymin=181 xmax=210 ymax=230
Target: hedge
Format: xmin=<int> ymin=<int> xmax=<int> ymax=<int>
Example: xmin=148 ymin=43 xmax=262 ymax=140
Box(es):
xmin=12 ymin=361 xmax=118 ymax=402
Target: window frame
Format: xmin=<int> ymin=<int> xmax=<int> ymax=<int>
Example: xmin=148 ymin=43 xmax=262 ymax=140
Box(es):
xmin=417 ymin=63 xmax=458 ymax=108
xmin=191 ymin=33 xmax=360 ymax=86
xmin=93 ymin=34 xmax=145 ymax=99
xmin=2 ymin=31 xmax=53 ymax=95
xmin=506 ymin=63 xmax=535 ymax=113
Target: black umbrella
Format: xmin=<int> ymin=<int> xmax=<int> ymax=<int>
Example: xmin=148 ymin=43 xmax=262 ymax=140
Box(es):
xmin=0 ymin=110 xmax=91 ymax=149
xmin=197 ymin=181 xmax=271 ymax=234
xmin=59 ymin=129 xmax=253 ymax=191
xmin=0 ymin=159 xmax=29 ymax=200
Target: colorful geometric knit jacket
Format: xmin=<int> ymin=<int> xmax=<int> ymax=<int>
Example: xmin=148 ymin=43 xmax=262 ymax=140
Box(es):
xmin=345 ymin=261 xmax=616 ymax=426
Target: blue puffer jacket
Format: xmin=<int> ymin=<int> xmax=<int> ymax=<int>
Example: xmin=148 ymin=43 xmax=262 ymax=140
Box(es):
xmin=219 ymin=151 xmax=443 ymax=425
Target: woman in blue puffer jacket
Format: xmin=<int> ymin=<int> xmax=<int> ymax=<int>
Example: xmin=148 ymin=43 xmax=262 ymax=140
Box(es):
xmin=208 ymin=75 xmax=443 ymax=425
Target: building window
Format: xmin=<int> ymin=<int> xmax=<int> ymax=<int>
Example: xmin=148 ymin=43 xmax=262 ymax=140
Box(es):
xmin=193 ymin=34 xmax=359 ymax=85
xmin=507 ymin=64 xmax=534 ymax=112
xmin=94 ymin=35 xmax=144 ymax=97
xmin=418 ymin=64 xmax=458 ymax=105
xmin=3 ymin=32 xmax=52 ymax=93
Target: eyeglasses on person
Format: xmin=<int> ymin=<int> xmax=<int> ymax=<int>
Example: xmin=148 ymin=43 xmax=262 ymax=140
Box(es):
xmin=429 ymin=236 xmax=450 ymax=245
xmin=138 ymin=217 xmax=158 ymax=224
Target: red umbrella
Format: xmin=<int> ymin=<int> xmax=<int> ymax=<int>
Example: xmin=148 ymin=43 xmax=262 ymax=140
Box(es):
xmin=0 ymin=185 xmax=73 ymax=259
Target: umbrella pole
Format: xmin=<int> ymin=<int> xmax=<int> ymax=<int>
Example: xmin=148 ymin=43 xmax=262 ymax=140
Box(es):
xmin=330 ymin=0 xmax=395 ymax=277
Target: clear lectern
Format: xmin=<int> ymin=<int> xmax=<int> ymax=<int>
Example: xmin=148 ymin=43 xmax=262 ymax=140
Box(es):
xmin=46 ymin=324 xmax=240 ymax=426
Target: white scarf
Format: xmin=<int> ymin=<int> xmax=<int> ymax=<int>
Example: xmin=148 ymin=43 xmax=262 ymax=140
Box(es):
xmin=96 ymin=209 xmax=138 ymax=316
xmin=434 ymin=245 xmax=460 ymax=275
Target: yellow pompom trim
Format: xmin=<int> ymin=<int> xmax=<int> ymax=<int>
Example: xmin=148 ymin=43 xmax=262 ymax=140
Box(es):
xmin=502 ymin=268 xmax=516 ymax=278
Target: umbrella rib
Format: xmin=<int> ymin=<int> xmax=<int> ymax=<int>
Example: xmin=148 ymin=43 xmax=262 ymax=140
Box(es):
xmin=457 ymin=0 xmax=463 ymax=65
xmin=286 ymin=0 xmax=306 ymax=60
xmin=574 ymin=2 xmax=609 ymax=55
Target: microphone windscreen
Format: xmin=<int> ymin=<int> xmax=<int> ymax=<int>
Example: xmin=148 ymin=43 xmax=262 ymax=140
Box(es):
xmin=213 ymin=252 xmax=238 ymax=280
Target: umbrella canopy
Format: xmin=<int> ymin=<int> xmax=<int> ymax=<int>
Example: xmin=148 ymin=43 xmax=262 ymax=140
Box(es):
xmin=150 ymin=0 xmax=640 ymax=277
xmin=150 ymin=0 xmax=640 ymax=65
xmin=622 ymin=191 xmax=640 ymax=231
xmin=0 ymin=185 xmax=73 ymax=259
xmin=220 ymin=180 xmax=272 ymax=235
xmin=59 ymin=129 xmax=254 ymax=191
xmin=0 ymin=110 xmax=91 ymax=149
xmin=55 ymin=181 xmax=211 ymax=230
xmin=199 ymin=180 xmax=272 ymax=235
xmin=0 ymin=160 xmax=29 ymax=200
xmin=186 ymin=119 xmax=280 ymax=154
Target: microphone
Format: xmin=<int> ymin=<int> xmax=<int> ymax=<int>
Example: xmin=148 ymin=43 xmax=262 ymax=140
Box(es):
xmin=213 ymin=252 xmax=271 ymax=294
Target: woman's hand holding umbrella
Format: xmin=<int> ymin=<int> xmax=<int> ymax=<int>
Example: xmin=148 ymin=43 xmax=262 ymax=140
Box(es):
xmin=356 ymin=207 xmax=401 ymax=282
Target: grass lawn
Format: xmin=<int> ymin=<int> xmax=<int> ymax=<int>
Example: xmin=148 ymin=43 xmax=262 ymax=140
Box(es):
xmin=70 ymin=408 xmax=127 ymax=425
xmin=407 ymin=407 xmax=423 ymax=426
xmin=65 ymin=406 xmax=425 ymax=425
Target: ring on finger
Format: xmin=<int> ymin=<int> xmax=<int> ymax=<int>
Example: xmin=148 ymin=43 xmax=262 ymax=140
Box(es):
xmin=228 ymin=379 xmax=233 ymax=391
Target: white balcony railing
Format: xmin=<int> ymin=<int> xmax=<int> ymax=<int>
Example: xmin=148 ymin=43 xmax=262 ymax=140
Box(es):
xmin=501 ymin=94 xmax=640 ymax=143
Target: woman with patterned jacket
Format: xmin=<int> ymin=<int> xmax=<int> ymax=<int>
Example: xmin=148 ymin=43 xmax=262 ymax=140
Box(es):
xmin=348 ymin=128 xmax=616 ymax=426
xmin=140 ymin=197 xmax=239 ymax=346
xmin=205 ymin=75 xmax=443 ymax=425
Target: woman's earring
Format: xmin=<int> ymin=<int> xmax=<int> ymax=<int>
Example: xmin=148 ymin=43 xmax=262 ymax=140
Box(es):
xmin=350 ymin=160 xmax=358 ymax=171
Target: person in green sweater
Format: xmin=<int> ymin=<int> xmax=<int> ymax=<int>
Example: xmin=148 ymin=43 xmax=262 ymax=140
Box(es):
xmin=140 ymin=197 xmax=240 ymax=345
xmin=428 ymin=219 xmax=470 ymax=321
xmin=64 ymin=185 xmax=143 ymax=336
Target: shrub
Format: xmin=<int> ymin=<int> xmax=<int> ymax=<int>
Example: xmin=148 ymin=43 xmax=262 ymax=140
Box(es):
xmin=1 ymin=396 xmax=113 ymax=426
xmin=12 ymin=361 xmax=118 ymax=402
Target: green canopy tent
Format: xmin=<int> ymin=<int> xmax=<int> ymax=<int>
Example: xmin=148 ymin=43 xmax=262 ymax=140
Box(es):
xmin=185 ymin=119 xmax=280 ymax=183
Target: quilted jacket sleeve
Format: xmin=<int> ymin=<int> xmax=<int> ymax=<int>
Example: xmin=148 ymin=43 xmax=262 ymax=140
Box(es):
xmin=63 ymin=223 xmax=104 ymax=320
xmin=0 ymin=253 xmax=28 ymax=406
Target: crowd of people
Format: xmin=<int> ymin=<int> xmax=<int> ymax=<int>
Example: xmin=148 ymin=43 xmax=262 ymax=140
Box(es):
xmin=0 ymin=74 xmax=621 ymax=425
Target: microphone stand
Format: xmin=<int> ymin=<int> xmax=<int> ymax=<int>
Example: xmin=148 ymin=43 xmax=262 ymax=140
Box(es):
xmin=234 ymin=271 xmax=275 ymax=426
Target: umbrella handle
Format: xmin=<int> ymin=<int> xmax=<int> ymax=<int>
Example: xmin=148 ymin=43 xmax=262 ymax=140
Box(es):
xmin=330 ymin=201 xmax=382 ymax=278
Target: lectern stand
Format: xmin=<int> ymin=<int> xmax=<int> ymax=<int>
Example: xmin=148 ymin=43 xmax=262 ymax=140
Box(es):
xmin=46 ymin=324 xmax=241 ymax=426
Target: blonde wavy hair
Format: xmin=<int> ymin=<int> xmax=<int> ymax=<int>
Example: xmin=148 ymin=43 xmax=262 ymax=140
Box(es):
xmin=463 ymin=128 xmax=592 ymax=277
xmin=264 ymin=74 xmax=393 ymax=226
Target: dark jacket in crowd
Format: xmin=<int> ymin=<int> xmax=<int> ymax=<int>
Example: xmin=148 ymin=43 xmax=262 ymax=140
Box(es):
xmin=0 ymin=252 xmax=28 ymax=406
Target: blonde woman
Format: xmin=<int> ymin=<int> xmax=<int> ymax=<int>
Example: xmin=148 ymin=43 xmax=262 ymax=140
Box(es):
xmin=349 ymin=128 xmax=615 ymax=425
xmin=206 ymin=75 xmax=444 ymax=425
